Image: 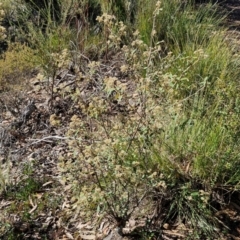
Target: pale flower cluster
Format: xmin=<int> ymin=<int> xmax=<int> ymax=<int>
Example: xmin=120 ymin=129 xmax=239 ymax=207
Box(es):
xmin=97 ymin=13 xmax=127 ymax=46
xmin=0 ymin=3 xmax=6 ymax=40
xmin=96 ymin=13 xmax=116 ymax=25
xmin=87 ymin=60 xmax=100 ymax=69
xmin=87 ymin=60 xmax=100 ymax=78
xmin=194 ymin=48 xmax=209 ymax=59
xmin=49 ymin=114 xmax=61 ymax=127
xmin=87 ymin=97 xmax=106 ymax=118
xmin=36 ymin=72 xmax=45 ymax=81
xmin=51 ymin=48 xmax=70 ymax=69
xmin=120 ymin=64 xmax=128 ymax=73
xmin=104 ymin=76 xmax=117 ymax=92
xmin=153 ymin=1 xmax=163 ymax=16
xmin=199 ymin=190 xmax=210 ymax=205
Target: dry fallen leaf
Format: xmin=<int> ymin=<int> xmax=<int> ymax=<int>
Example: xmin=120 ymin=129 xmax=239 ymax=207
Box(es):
xmin=163 ymin=223 xmax=169 ymax=229
xmin=34 ymin=193 xmax=43 ymax=199
xmin=42 ymin=181 xmax=53 ymax=187
xmin=0 ymin=200 xmax=12 ymax=209
xmin=80 ymin=231 xmax=96 ymax=240
xmin=29 ymin=204 xmax=38 ymax=214
xmin=28 ymin=196 xmax=34 ymax=208
xmin=65 ymin=231 xmax=74 ymax=239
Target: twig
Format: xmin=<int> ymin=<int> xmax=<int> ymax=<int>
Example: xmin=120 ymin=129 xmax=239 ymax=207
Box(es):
xmin=28 ymin=135 xmax=101 ymax=146
xmin=127 ymin=190 xmax=148 ymax=218
xmin=56 ymin=70 xmax=70 ymax=86
xmin=161 ymin=235 xmax=173 ymax=240
xmin=162 ymin=230 xmax=185 ymax=238
xmin=63 ymin=80 xmax=76 ymax=88
xmin=28 ymin=135 xmax=68 ymax=145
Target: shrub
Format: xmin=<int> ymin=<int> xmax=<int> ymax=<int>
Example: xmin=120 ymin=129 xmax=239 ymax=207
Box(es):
xmin=57 ymin=2 xmax=240 ymax=237
xmin=0 ymin=43 xmax=37 ymax=92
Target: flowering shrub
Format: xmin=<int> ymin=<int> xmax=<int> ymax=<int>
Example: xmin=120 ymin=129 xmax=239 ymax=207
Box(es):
xmin=58 ymin=4 xmax=171 ymax=226
xmin=0 ymin=3 xmax=6 ymax=41
xmin=54 ymin=1 xmax=240 ymax=238
xmin=0 ymin=43 xmax=37 ymax=91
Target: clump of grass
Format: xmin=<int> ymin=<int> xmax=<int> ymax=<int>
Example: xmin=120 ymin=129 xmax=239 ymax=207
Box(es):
xmin=159 ymin=34 xmax=239 ymax=108
xmin=136 ymin=0 xmax=239 ymax=110
xmin=5 ymin=178 xmax=40 ymax=201
xmin=4 ymin=163 xmax=41 ymax=201
xmin=135 ymin=0 xmax=225 ymax=50
xmin=153 ymin=108 xmax=240 ymax=185
xmin=0 ymin=159 xmax=63 ymax=239
xmin=0 ymin=157 xmax=11 ymax=195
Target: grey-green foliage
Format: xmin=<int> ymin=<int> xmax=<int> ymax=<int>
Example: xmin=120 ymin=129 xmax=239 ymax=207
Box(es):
xmin=24 ymin=0 xmax=61 ymax=23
